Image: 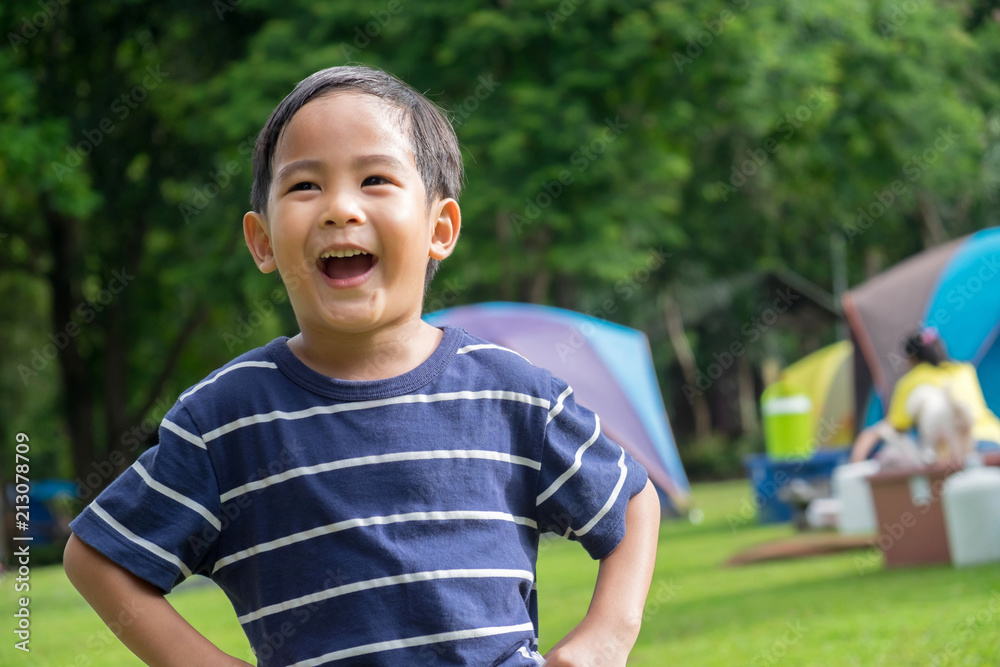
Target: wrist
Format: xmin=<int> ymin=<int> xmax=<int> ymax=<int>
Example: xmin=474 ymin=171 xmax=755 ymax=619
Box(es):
xmin=582 ymin=608 xmax=642 ymax=647
xmin=562 ymin=611 xmax=640 ymax=659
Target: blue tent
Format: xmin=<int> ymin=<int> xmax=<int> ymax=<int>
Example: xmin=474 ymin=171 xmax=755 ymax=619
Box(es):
xmin=425 ymin=302 xmax=690 ymax=511
xmin=843 ymin=227 xmax=1000 ymax=426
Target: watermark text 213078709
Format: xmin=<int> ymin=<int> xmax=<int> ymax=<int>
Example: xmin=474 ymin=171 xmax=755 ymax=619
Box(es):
xmin=12 ymin=432 xmax=33 ymax=653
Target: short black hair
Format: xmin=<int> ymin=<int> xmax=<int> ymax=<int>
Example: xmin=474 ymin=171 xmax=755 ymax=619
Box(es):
xmin=250 ymin=66 xmax=463 ymax=284
xmin=903 ymin=328 xmax=948 ymax=366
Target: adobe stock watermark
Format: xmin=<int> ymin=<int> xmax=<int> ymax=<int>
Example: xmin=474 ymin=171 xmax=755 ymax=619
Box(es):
xmin=852 ymin=458 xmax=962 ymax=575
xmin=927 ymin=589 xmax=1000 ymax=666
xmin=214 ymin=0 xmax=244 ymax=20
xmin=682 ymin=288 xmax=800 ymax=404
xmin=7 ymin=0 xmax=70 ymax=53
xmin=50 ymin=64 xmax=170 ymax=181
xmin=725 ymin=418 xmax=838 ymax=533
xmin=218 ymin=253 xmax=318 ymax=354
xmin=449 ymin=74 xmax=500 ymax=128
xmin=180 ymin=133 xmax=256 ymax=224
xmin=511 ymin=116 xmax=629 ymax=235
xmin=338 ymin=0 xmax=408 ymax=60
xmin=17 ymin=266 xmax=135 ymax=385
xmin=423 ymin=277 xmax=467 ymax=313
xmin=672 ymin=0 xmax=752 ymax=73
xmin=537 ymin=484 xmax=617 ymax=554
xmin=555 ymin=247 xmax=670 ymax=361
xmin=66 ymin=596 xmax=145 ymax=665
xmin=546 ymin=0 xmax=586 ymax=29
xmin=188 ymin=447 xmax=299 ymax=559
xmin=642 ymin=579 xmax=681 ymax=622
xmin=877 ymin=0 xmax=929 ymax=37
xmin=73 ymin=395 xmax=174 ymax=501
xmin=219 ymin=288 xmax=289 ymax=353
xmin=898 ymin=255 xmax=1000 ymax=367
xmin=242 ymin=567 xmax=351 ymax=665
xmin=841 ymin=126 xmax=958 ymax=244
xmin=714 ymin=87 xmax=830 ymax=201
xmin=749 ymin=621 xmax=808 ymax=666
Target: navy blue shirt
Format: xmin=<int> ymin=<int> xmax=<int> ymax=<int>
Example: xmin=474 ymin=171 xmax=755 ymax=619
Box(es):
xmin=70 ymin=326 xmax=648 ymax=666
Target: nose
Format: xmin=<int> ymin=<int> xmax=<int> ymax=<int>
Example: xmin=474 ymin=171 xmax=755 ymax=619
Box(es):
xmin=322 ymin=188 xmax=365 ymax=228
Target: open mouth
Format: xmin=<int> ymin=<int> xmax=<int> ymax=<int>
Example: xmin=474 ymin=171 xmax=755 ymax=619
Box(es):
xmin=318 ymin=249 xmax=377 ymax=284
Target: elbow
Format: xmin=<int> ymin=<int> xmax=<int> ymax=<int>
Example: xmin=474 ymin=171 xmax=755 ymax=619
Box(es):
xmin=63 ymin=533 xmax=81 ymax=585
xmin=63 ymin=532 xmax=92 ymax=591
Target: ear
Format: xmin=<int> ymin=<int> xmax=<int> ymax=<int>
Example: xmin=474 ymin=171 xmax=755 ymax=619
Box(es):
xmin=428 ymin=198 xmax=461 ymax=261
xmin=243 ymin=211 xmax=277 ymax=273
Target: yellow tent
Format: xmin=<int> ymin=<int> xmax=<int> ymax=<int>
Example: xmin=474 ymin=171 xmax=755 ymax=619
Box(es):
xmin=779 ymin=341 xmax=855 ymax=447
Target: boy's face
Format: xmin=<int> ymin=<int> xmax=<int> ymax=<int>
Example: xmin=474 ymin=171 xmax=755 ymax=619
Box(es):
xmin=243 ymin=92 xmax=460 ymax=337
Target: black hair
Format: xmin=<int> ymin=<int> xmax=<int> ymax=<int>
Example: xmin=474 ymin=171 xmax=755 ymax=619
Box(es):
xmin=902 ymin=327 xmax=948 ymax=366
xmin=250 ymin=66 xmax=463 ymax=285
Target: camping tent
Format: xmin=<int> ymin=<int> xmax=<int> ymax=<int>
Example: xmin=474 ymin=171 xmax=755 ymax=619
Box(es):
xmin=778 ymin=340 xmax=855 ymax=448
xmin=424 ymin=302 xmax=691 ymax=511
xmin=841 ymin=227 xmax=1000 ymax=427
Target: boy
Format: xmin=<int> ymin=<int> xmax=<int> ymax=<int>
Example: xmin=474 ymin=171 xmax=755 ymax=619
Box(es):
xmin=64 ymin=66 xmax=660 ymax=666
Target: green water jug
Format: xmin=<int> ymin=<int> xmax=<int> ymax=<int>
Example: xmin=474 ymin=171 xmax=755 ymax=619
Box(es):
xmin=761 ymin=380 xmax=814 ymax=459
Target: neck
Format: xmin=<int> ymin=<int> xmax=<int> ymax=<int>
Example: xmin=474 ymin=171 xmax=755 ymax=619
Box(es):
xmin=288 ymin=317 xmax=443 ymax=381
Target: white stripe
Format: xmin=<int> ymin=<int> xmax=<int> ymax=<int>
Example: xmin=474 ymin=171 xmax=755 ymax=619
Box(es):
xmin=131 ymin=462 xmax=221 ymax=531
xmin=238 ymin=568 xmax=534 ymax=624
xmin=456 ymin=343 xmax=529 ymax=362
xmin=89 ymin=501 xmax=192 ymax=578
xmin=546 ymin=386 xmax=573 ymax=424
xmin=179 ymin=361 xmax=278 ymax=401
xmin=572 ymin=449 xmax=628 ymax=538
xmin=160 ymin=418 xmax=207 ymax=450
xmin=213 ymin=510 xmax=537 ymax=573
xmin=202 ymin=390 xmax=551 ymax=443
xmin=536 ymin=415 xmax=601 ymax=506
xmin=221 ymin=449 xmax=541 ymax=502
xmin=286 ymin=622 xmax=536 ymax=667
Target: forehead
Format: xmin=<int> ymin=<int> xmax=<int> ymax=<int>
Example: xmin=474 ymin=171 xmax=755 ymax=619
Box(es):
xmin=274 ymin=91 xmax=415 ymax=167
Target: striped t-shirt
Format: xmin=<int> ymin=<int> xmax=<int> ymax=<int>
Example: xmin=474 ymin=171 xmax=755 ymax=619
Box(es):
xmin=70 ymin=326 xmax=649 ymax=666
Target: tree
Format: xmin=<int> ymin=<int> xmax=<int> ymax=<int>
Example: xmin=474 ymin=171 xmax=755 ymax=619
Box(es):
xmin=3 ymin=0 xmax=999 ymax=492
xmin=0 ymin=1 xmax=271 ymax=491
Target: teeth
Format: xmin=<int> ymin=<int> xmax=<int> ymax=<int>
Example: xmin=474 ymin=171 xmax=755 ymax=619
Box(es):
xmin=320 ymin=249 xmax=369 ymax=259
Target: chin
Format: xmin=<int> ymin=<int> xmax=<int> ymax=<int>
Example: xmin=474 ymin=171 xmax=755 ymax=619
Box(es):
xmin=321 ymin=310 xmax=383 ymax=335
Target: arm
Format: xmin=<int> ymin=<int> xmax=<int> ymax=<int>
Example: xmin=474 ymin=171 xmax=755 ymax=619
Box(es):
xmin=63 ymin=533 xmax=252 ymax=667
xmin=543 ymin=479 xmax=661 ymax=667
xmin=849 ymin=423 xmax=885 ymax=462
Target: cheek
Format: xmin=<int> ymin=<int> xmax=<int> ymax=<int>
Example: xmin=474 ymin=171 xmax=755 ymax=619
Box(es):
xmin=269 ymin=238 xmax=313 ymax=284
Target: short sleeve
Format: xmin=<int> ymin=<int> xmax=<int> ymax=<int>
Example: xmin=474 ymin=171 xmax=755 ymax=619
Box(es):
xmin=69 ymin=402 xmax=222 ymax=593
xmin=534 ymin=376 xmax=649 ymax=560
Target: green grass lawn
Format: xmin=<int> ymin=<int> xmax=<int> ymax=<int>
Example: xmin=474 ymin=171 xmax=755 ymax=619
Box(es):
xmin=2 ymin=480 xmax=998 ymax=665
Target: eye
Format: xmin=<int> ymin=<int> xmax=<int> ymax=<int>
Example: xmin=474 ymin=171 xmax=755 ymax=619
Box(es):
xmin=362 ymin=175 xmax=391 ymax=187
xmin=288 ymin=181 xmax=318 ymax=192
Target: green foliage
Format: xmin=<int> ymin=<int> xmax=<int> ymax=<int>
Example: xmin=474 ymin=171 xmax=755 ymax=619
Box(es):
xmin=2 ymin=0 xmax=1000 ymax=482
xmin=680 ymin=432 xmax=763 ymax=480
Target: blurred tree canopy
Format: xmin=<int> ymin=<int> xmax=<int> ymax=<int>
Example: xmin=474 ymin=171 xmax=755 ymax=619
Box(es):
xmin=2 ymin=0 xmax=1000 ymax=488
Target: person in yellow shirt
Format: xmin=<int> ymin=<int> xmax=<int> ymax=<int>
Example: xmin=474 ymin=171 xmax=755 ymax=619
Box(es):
xmin=850 ymin=327 xmax=1000 ymax=463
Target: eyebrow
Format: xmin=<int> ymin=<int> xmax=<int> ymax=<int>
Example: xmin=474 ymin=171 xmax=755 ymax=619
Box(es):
xmin=274 ymin=159 xmax=325 ymax=184
xmin=351 ymin=154 xmax=407 ymax=172
xmin=274 ymin=154 xmax=407 ymax=184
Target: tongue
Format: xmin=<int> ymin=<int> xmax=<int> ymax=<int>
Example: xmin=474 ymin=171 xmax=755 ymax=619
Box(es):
xmin=324 ymin=255 xmax=373 ymax=280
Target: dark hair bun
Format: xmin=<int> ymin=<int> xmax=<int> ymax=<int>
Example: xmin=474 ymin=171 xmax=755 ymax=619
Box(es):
xmin=902 ymin=327 xmax=947 ymax=366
